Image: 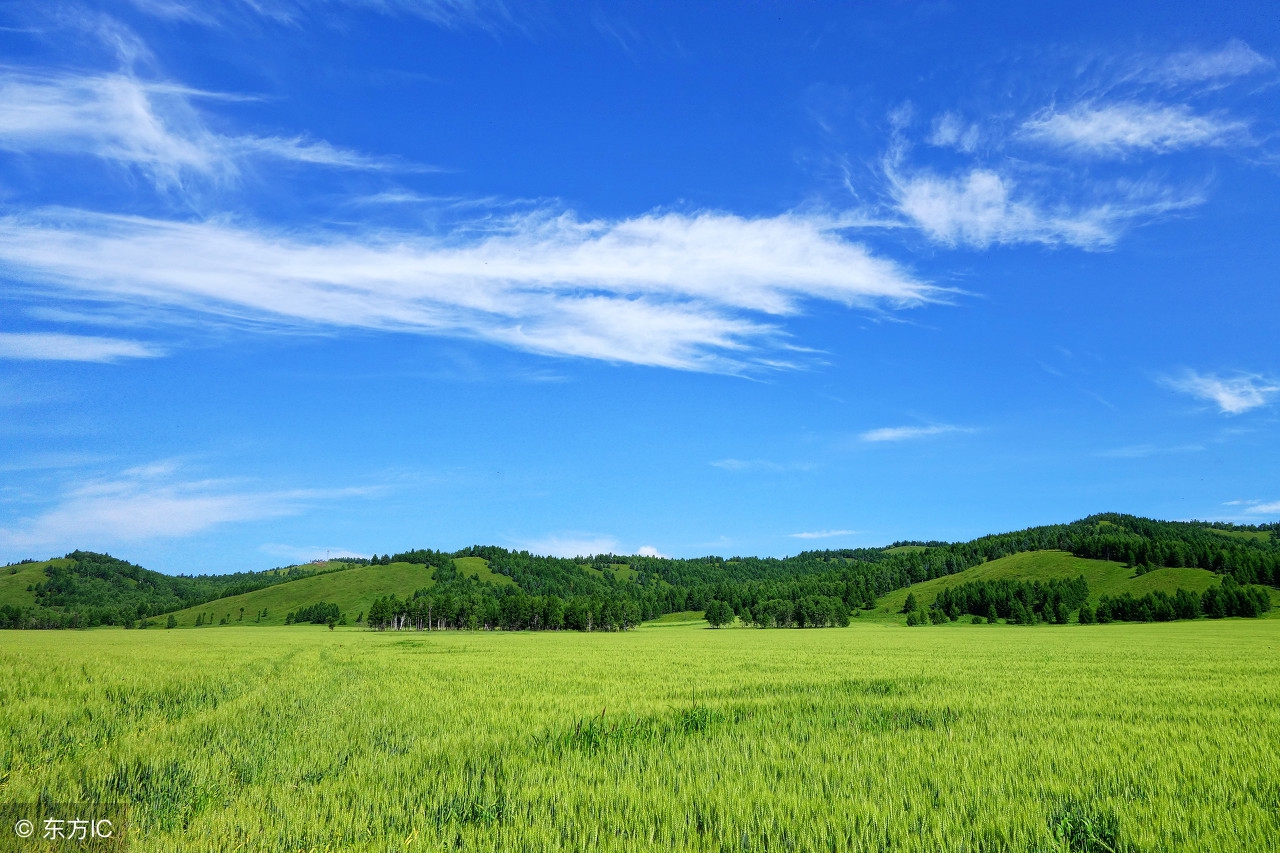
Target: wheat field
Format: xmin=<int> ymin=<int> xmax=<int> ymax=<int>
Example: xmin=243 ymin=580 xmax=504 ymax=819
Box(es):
xmin=2 ymin=620 xmax=1278 ymax=852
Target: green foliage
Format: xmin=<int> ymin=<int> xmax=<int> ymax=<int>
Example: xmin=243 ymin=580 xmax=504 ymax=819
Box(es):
xmin=285 ymin=601 xmax=340 ymax=625
xmin=932 ymin=576 xmax=1089 ymax=623
xmin=1096 ymin=578 xmax=1271 ymax=623
xmin=703 ymin=600 xmax=734 ymax=627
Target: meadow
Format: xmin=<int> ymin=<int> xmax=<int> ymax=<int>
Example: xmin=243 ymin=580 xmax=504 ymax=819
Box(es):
xmin=3 ymin=620 xmax=1279 ymax=852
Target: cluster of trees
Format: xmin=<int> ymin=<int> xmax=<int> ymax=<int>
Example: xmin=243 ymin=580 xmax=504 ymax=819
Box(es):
xmin=920 ymin=577 xmax=1091 ymax=625
xmin=365 ymin=577 xmax=643 ymax=632
xmin=745 ymin=596 xmax=851 ymax=628
xmin=285 ymin=602 xmax=342 ymax=625
xmin=1091 ymin=579 xmax=1272 ymax=623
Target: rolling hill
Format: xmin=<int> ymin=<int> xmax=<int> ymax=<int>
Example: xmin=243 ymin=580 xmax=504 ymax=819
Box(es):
xmin=164 ymin=557 xmax=522 ymax=627
xmin=4 ymin=513 xmax=1276 ymax=629
xmin=166 ymin=561 xmax=438 ymax=626
xmin=874 ymin=550 xmax=1258 ymax=619
xmin=0 ymin=559 xmax=58 ymax=609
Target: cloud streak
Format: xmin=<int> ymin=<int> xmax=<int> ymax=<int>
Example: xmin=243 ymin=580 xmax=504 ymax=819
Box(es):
xmin=0 ymin=462 xmax=369 ymax=550
xmin=1149 ymin=41 xmax=1274 ymax=86
xmin=1163 ymin=370 xmax=1278 ymax=415
xmin=885 ymin=158 xmax=1202 ymax=250
xmin=788 ymin=529 xmax=856 ymax=539
xmin=0 ymin=207 xmax=938 ymax=372
xmin=1020 ymin=102 xmax=1249 ymax=157
xmin=127 ymin=0 xmax=513 ymax=31
xmin=0 ymin=68 xmax=412 ymax=189
xmin=859 ymin=424 xmax=970 ymax=443
xmin=0 ymin=332 xmax=163 ymax=361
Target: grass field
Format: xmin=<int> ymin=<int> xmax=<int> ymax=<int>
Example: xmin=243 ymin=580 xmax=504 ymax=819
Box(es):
xmin=2 ymin=621 xmax=1278 ymax=852
xmin=0 ymin=560 xmax=56 ymax=608
xmin=162 ymin=558 xmax=520 ymax=627
xmin=164 ymin=561 xmax=438 ymax=627
xmin=875 ymin=551 xmax=1228 ymax=618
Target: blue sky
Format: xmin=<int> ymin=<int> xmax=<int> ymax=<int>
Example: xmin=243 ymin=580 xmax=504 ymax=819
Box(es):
xmin=1 ymin=1 xmax=1277 ymax=573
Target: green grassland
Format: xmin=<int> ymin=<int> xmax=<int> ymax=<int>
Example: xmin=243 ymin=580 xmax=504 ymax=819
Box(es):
xmin=164 ymin=558 xmax=516 ymax=627
xmin=642 ymin=609 xmax=708 ymax=626
xmin=1205 ymin=528 xmax=1275 ymax=543
xmin=884 ymin=545 xmax=929 ymax=554
xmin=0 ymin=560 xmax=58 ymax=608
xmin=452 ymin=556 xmax=518 ymax=587
xmin=876 ymin=550 xmax=1227 ymax=617
xmin=3 ymin=621 xmax=1278 ymax=852
xmin=165 ymin=562 xmax=436 ymax=626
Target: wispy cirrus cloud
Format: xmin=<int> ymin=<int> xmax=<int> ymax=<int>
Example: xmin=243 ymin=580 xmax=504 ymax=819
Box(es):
xmin=1096 ymin=443 xmax=1204 ymax=459
xmin=878 ymin=43 xmax=1271 ymax=251
xmin=788 ymin=529 xmax=857 ymax=539
xmin=883 ymin=141 xmax=1202 ymax=250
xmin=0 ymin=332 xmax=163 ymax=361
xmin=1147 ymin=40 xmax=1274 ymax=86
xmin=0 ymin=461 xmax=373 ymax=550
xmin=1020 ymin=102 xmax=1250 ymax=157
xmin=859 ymin=424 xmax=971 ymax=443
xmin=0 ymin=207 xmax=938 ymax=372
xmin=126 ymin=0 xmax=515 ymax=31
xmin=0 ymin=68 xmax=416 ymax=189
xmin=1162 ymin=370 xmax=1278 ymax=415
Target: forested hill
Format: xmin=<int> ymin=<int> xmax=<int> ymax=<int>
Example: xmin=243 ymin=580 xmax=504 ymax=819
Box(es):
xmin=2 ymin=513 xmax=1276 ymax=629
xmin=0 ymin=552 xmax=360 ymax=628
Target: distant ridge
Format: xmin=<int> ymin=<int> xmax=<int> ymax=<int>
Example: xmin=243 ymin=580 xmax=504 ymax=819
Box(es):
xmin=1 ymin=513 xmax=1275 ymax=629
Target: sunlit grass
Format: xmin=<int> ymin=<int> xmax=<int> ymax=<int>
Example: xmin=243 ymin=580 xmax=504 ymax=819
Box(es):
xmin=2 ymin=621 xmax=1278 ymax=851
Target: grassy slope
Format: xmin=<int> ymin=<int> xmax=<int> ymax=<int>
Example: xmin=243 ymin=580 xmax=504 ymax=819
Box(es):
xmin=1205 ymin=528 xmax=1274 ymax=544
xmin=166 ymin=562 xmax=437 ymax=627
xmin=884 ymin=545 xmax=928 ymax=554
xmin=0 ymin=559 xmax=60 ymax=608
xmin=166 ymin=557 xmax=515 ymax=627
xmin=875 ymin=550 xmax=1225 ymax=616
xmin=452 ymin=556 xmax=517 ymax=587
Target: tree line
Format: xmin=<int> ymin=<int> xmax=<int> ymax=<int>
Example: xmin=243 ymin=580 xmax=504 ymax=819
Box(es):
xmin=4 ymin=513 xmax=1276 ymax=630
xmin=1091 ymin=578 xmax=1271 ymax=623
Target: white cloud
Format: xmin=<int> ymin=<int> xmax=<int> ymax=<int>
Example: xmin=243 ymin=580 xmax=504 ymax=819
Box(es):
xmin=859 ymin=424 xmax=970 ymax=443
xmin=1244 ymin=501 xmax=1280 ymax=515
xmin=886 ymin=164 xmax=1198 ymax=250
xmin=636 ymin=545 xmax=668 ymax=558
xmin=0 ymin=207 xmax=937 ymax=372
xmin=127 ymin=0 xmax=513 ymax=30
xmin=1096 ymin=443 xmax=1203 ymax=459
xmin=928 ymin=112 xmax=982 ymax=153
xmin=1163 ymin=371 xmax=1278 ymax=415
xmin=0 ymin=69 xmax=408 ymax=188
xmin=1150 ymin=41 xmax=1274 ymax=85
xmin=711 ymin=458 xmax=780 ymax=471
xmin=0 ymin=332 xmax=162 ymax=361
xmin=519 ymin=534 xmax=620 ymax=559
xmin=1020 ymin=102 xmax=1249 ymax=157
xmin=788 ymin=529 xmax=856 ymax=539
xmin=0 ymin=463 xmax=366 ymax=549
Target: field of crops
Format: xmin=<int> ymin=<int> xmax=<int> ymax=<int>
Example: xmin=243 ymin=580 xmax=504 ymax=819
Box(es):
xmin=3 ymin=620 xmax=1279 ymax=852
